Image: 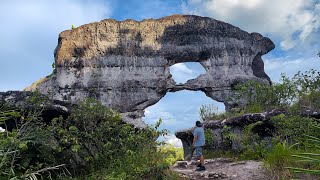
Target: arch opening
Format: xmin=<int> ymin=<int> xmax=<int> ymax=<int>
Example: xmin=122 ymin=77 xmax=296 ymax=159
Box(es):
xmin=142 ymin=90 xmax=225 ymax=147
xmin=169 ymin=62 xmax=206 ymax=84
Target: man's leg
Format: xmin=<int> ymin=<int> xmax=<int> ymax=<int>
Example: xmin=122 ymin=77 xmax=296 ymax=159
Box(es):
xmin=195 ymin=147 xmax=201 ymax=166
xmin=200 ymin=155 xmax=204 ymax=166
xmin=195 ymin=147 xmax=205 ymax=171
xmin=198 ymin=147 xmax=205 ymax=170
xmin=196 ymin=157 xmax=201 ymax=167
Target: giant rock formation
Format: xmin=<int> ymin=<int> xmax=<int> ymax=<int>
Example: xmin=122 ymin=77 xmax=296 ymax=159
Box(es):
xmin=25 ymin=15 xmax=275 ymax=127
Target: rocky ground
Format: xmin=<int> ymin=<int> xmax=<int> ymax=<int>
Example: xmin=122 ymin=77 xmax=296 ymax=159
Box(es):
xmin=171 ymin=158 xmax=270 ymax=180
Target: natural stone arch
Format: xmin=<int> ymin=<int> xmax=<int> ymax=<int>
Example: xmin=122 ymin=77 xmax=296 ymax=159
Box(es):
xmin=26 ymin=15 xmax=275 ymax=126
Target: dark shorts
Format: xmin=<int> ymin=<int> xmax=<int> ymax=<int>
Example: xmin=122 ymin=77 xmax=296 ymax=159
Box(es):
xmin=195 ymin=146 xmax=203 ymax=157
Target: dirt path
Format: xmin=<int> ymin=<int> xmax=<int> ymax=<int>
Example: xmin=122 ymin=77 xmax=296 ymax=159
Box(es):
xmin=171 ymin=158 xmax=270 ymax=180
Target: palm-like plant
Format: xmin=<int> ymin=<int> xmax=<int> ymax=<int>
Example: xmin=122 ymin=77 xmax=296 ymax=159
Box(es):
xmin=287 ymin=125 xmax=320 ymax=175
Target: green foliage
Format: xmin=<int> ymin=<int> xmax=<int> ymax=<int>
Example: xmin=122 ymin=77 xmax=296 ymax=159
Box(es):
xmin=220 ymin=125 xmax=238 ymax=149
xmin=199 ymin=104 xmax=244 ymax=121
xmin=0 ymin=103 xmax=20 ymax=124
xmin=158 ymin=144 xmax=184 ymax=166
xmin=234 ymin=69 xmax=320 ymax=114
xmin=287 ymin=125 xmax=320 ymax=176
xmin=71 ymin=24 xmax=75 ymax=29
xmin=264 ymin=141 xmax=294 ymax=179
xmin=51 ymin=62 xmax=56 ymax=69
xmin=49 ymin=99 xmax=172 ymax=179
xmin=270 ymin=114 xmax=317 ymax=144
xmin=0 ymin=96 xmax=178 ymax=179
xmin=239 ymin=121 xmax=270 ymax=160
xmin=199 ymin=65 xmax=320 ymax=179
xmin=234 ymin=77 xmax=295 ymax=113
xmin=199 ymin=104 xmax=219 ymax=121
xmin=204 ymin=128 xmax=213 ymax=148
xmin=0 ymin=113 xmax=64 ymax=179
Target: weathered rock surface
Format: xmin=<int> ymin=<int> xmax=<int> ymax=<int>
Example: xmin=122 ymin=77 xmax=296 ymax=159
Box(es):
xmin=25 ymin=14 xmax=275 ymax=125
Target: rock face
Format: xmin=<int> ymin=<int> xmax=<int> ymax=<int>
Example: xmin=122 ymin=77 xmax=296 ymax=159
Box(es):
xmin=26 ymin=14 xmax=275 ymax=125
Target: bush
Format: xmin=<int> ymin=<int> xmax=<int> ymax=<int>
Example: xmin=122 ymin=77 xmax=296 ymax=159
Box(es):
xmin=270 ymin=114 xmax=315 ymax=144
xmin=49 ymin=99 xmax=173 ymax=179
xmin=0 ymin=102 xmax=65 ymax=179
xmin=158 ymin=144 xmax=184 ymax=166
xmin=234 ymin=69 xmax=320 ymax=114
xmin=0 ymin=97 xmax=178 ymax=179
xmin=199 ymin=104 xmax=219 ymax=121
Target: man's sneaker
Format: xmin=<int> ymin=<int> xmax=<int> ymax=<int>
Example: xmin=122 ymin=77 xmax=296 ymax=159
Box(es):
xmin=195 ymin=166 xmax=206 ymax=171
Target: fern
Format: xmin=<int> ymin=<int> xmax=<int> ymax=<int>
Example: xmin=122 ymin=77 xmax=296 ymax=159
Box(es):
xmin=287 ymin=125 xmax=320 ymax=175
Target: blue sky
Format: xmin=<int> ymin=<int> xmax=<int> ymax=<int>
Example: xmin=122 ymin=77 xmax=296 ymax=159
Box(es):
xmin=1 ymin=0 xmax=320 ymax=147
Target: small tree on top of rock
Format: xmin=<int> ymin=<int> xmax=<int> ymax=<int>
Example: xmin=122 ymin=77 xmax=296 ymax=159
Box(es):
xmin=199 ymin=104 xmax=219 ymax=121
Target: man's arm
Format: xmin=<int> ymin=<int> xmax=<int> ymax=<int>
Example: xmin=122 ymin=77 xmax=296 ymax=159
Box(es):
xmin=193 ymin=135 xmax=197 ymax=147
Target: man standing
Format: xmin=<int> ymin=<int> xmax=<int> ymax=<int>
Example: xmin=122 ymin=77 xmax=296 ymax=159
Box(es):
xmin=193 ymin=121 xmax=206 ymax=171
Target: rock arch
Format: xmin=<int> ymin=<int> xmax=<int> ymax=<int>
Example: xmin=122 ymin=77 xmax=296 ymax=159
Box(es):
xmin=26 ymin=15 xmax=275 ymax=126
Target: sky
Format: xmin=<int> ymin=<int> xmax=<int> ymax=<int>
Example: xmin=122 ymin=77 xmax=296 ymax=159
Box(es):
xmin=1 ymin=0 xmax=320 ymax=147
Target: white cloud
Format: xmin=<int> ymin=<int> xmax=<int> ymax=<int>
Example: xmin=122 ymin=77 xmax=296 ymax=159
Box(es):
xmin=170 ymin=62 xmax=205 ymax=83
xmin=144 ymin=107 xmax=179 ymax=126
xmin=263 ymin=56 xmax=320 ymax=82
xmin=0 ymin=127 xmax=5 ymax=133
xmin=171 ymin=63 xmax=193 ymax=74
xmin=182 ymin=0 xmax=320 ymax=51
xmin=170 ymin=63 xmax=194 ymax=84
xmin=280 ymin=38 xmax=296 ymax=51
xmin=145 ymin=110 xmax=151 ymax=115
xmin=164 ymin=134 xmax=183 ymax=148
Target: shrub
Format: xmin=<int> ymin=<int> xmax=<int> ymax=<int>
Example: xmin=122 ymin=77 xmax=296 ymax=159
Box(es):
xmin=233 ymin=69 xmax=320 ymax=114
xmin=0 ymin=97 xmax=177 ymax=179
xmin=199 ymin=104 xmax=219 ymax=121
xmin=270 ymin=114 xmax=316 ymax=144
xmin=0 ymin=101 xmax=66 ymax=179
xmin=158 ymin=144 xmax=184 ymax=166
xmin=264 ymin=141 xmax=294 ymax=179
